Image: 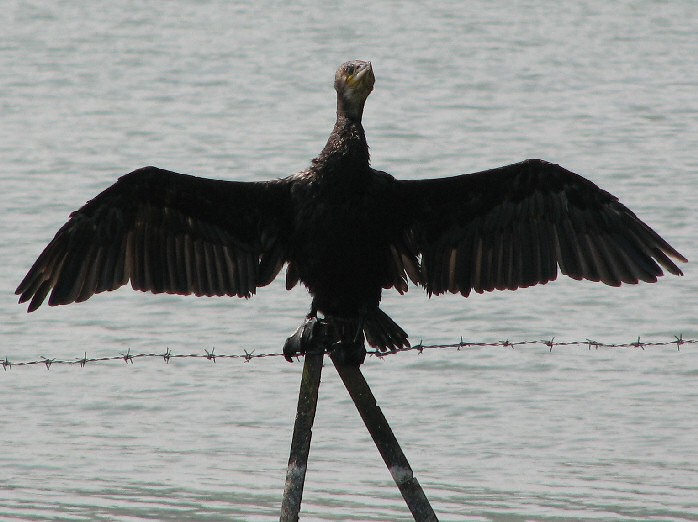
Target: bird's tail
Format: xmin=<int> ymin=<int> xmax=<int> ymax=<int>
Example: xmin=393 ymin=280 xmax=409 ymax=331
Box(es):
xmin=363 ymin=308 xmax=410 ymax=353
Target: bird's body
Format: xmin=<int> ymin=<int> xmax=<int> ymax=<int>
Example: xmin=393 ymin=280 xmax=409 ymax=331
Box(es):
xmin=289 ymin=118 xmax=403 ymax=314
xmin=16 ymin=60 xmax=687 ymax=362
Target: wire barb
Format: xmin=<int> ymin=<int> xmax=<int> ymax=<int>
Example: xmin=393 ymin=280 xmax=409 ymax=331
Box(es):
xmin=674 ymin=334 xmax=684 ymax=351
xmin=121 ymin=348 xmax=134 ymax=364
xmin=586 ymin=339 xmax=600 ymax=350
xmin=546 ymin=337 xmax=556 ymax=352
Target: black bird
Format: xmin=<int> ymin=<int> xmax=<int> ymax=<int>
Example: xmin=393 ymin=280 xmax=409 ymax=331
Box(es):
xmin=16 ymin=60 xmax=686 ymax=363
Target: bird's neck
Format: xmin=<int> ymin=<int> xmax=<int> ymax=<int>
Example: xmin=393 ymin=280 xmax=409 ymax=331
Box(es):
xmin=316 ymin=115 xmax=370 ymax=170
xmin=336 ymin=91 xmax=367 ymax=123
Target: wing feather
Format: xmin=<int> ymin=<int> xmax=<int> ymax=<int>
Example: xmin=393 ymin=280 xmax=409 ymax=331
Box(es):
xmin=398 ymin=159 xmax=685 ymax=296
xmin=17 ymin=166 xmax=291 ymax=310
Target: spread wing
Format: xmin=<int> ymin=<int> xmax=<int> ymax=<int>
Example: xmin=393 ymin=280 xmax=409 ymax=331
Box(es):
xmin=398 ymin=159 xmax=686 ymax=296
xmin=16 ymin=166 xmax=292 ymax=311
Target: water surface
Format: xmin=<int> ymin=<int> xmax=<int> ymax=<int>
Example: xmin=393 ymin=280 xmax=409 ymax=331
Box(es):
xmin=1 ymin=1 xmax=697 ymax=520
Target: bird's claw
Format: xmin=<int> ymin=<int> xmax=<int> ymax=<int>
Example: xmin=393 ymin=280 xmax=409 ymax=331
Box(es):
xmin=282 ymin=316 xmax=367 ymax=365
xmin=283 ymin=317 xmax=321 ymax=362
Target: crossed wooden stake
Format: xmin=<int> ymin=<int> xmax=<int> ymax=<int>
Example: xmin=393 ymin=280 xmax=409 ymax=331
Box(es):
xmin=279 ymin=322 xmax=438 ymax=521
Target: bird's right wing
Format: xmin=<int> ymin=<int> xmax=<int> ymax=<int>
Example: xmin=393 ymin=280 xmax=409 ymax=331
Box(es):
xmin=16 ymin=166 xmax=292 ymax=311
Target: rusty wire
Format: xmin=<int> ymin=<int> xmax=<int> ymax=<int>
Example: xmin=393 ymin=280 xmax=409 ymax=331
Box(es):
xmin=2 ymin=335 xmax=693 ymax=371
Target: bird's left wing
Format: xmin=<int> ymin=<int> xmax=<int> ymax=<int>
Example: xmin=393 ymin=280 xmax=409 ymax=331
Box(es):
xmin=16 ymin=166 xmax=292 ymax=311
xmin=397 ymin=159 xmax=686 ymax=296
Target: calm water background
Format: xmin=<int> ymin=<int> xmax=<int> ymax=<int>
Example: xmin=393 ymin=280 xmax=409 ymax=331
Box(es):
xmin=2 ymin=1 xmax=697 ymax=520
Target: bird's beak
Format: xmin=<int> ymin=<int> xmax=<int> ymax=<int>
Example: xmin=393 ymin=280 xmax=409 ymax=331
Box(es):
xmin=348 ymin=62 xmax=375 ymax=92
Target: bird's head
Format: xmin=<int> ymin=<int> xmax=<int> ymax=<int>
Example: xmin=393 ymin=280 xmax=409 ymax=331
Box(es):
xmin=335 ymin=60 xmax=375 ymax=122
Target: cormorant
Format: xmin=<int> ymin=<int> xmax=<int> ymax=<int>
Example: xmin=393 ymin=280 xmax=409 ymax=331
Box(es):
xmin=16 ymin=60 xmax=686 ymax=363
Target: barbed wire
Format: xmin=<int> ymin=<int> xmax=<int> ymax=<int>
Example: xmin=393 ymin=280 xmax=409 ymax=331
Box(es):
xmin=2 ymin=335 xmax=694 ymax=371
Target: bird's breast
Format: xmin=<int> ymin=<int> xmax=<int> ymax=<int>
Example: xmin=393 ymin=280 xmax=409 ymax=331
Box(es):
xmin=287 ymin=172 xmax=399 ymax=311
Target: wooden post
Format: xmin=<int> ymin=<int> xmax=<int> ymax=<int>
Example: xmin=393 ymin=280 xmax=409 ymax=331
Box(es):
xmin=280 ymin=350 xmax=324 ymax=521
xmin=330 ymin=353 xmax=438 ymax=522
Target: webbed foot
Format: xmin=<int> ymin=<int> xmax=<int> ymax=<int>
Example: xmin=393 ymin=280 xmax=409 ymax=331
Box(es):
xmin=283 ymin=317 xmax=320 ymax=362
xmin=282 ymin=316 xmax=367 ymax=365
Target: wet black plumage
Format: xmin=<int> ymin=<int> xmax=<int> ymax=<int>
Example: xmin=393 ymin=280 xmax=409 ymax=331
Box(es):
xmin=16 ymin=60 xmax=687 ymax=359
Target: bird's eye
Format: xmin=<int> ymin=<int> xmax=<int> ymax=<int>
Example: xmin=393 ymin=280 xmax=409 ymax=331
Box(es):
xmin=346 ymin=64 xmax=356 ymax=75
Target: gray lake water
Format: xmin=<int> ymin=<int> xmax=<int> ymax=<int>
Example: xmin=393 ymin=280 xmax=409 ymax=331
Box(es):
xmin=2 ymin=1 xmax=697 ymax=520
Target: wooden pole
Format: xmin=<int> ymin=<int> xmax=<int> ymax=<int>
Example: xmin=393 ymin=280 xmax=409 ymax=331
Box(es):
xmin=330 ymin=353 xmax=438 ymax=522
xmin=280 ymin=350 xmax=324 ymax=522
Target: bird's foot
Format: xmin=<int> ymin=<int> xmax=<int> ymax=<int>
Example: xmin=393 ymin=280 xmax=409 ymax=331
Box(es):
xmin=282 ymin=316 xmax=367 ymax=366
xmin=325 ymin=315 xmax=367 ymax=366
xmin=328 ymin=339 xmax=366 ymax=366
xmin=283 ymin=317 xmax=322 ymax=362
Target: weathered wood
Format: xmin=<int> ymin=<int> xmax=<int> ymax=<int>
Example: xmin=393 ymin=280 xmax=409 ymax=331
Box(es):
xmin=280 ymin=317 xmax=437 ymax=521
xmin=330 ymin=353 xmax=438 ymax=522
xmin=280 ymin=350 xmax=324 ymax=522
